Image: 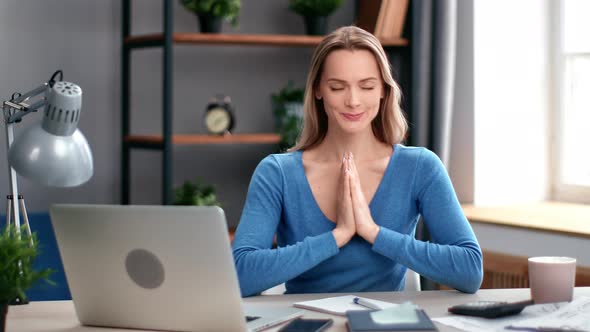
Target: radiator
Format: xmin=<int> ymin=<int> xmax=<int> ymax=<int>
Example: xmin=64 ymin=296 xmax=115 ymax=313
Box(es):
xmin=481 ymin=250 xmax=590 ymax=289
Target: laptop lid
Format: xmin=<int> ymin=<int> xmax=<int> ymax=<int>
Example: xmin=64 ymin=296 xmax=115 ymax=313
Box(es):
xmin=50 ymin=204 xmax=301 ymax=332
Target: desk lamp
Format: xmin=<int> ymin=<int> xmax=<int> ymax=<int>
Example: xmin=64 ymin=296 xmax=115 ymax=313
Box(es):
xmin=2 ymin=70 xmax=93 ymax=250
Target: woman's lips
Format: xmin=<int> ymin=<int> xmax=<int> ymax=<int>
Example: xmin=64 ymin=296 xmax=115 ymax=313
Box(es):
xmin=342 ymin=112 xmax=364 ymax=121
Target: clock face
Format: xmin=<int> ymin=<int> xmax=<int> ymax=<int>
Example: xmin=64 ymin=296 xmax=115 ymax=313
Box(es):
xmin=205 ymin=107 xmax=232 ymax=135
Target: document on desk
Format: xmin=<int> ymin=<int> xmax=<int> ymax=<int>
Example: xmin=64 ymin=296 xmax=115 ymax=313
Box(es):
xmin=507 ymin=296 xmax=590 ymax=331
xmin=433 ymin=296 xmax=590 ymax=332
xmin=293 ymin=295 xmax=398 ymax=316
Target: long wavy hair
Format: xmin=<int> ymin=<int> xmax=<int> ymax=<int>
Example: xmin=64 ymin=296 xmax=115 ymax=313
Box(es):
xmin=291 ymin=26 xmax=407 ymax=151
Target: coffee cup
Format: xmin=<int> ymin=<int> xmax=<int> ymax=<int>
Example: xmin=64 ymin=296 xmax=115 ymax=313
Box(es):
xmin=528 ymin=256 xmax=576 ymax=304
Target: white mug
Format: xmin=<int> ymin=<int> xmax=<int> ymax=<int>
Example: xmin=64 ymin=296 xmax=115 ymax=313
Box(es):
xmin=528 ymin=256 xmax=576 ymax=304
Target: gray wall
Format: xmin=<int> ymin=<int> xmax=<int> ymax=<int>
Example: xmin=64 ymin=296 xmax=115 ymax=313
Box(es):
xmin=5 ymin=1 xmax=577 ymax=267
xmin=0 ymin=1 xmax=120 ymax=212
xmin=0 ymin=0 xmax=356 ymax=227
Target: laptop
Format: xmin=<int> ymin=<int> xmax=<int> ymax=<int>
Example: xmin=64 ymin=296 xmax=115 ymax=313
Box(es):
xmin=49 ymin=204 xmax=303 ymax=332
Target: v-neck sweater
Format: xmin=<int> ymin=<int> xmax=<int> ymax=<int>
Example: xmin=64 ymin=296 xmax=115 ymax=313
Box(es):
xmin=232 ymin=145 xmax=483 ymax=297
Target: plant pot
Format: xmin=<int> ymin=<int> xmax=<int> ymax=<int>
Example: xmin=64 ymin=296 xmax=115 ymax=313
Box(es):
xmin=197 ymin=14 xmax=222 ymax=33
xmin=303 ymin=15 xmax=328 ymax=35
xmin=1 ymin=304 xmax=7 ymax=332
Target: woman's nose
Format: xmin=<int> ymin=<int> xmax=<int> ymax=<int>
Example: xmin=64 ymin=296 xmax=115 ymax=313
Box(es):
xmin=345 ymin=89 xmax=361 ymax=107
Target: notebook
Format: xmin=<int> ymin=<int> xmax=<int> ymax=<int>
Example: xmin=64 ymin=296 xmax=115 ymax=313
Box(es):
xmin=294 ymin=295 xmax=398 ymax=316
xmin=50 ymin=204 xmax=303 ymax=332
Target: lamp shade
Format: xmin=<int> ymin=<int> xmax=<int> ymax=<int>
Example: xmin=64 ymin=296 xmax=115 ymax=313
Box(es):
xmin=8 ymin=125 xmax=93 ymax=187
xmin=7 ymin=80 xmax=93 ymax=187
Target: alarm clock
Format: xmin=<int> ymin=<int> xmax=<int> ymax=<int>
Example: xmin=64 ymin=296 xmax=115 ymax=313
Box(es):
xmin=204 ymin=95 xmax=235 ymax=135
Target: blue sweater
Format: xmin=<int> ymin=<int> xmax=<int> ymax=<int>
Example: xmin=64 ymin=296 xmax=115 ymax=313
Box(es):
xmin=232 ymin=145 xmax=483 ymax=297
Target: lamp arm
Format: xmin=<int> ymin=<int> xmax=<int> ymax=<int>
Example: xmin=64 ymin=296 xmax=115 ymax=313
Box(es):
xmin=0 ymin=78 xmax=54 ymax=247
xmin=2 ymin=70 xmax=63 ymax=124
xmin=3 ymin=111 xmax=29 ymax=248
xmin=2 ymin=83 xmax=48 ymax=124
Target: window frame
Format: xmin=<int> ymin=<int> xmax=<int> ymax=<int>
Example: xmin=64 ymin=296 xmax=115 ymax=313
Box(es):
xmin=551 ymin=0 xmax=590 ymax=204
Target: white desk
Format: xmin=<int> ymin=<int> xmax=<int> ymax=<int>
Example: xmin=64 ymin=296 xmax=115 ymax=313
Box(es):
xmin=8 ymin=287 xmax=590 ymax=331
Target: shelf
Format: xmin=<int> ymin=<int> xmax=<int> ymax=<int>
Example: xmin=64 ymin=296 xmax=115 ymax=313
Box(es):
xmin=121 ymin=0 xmax=411 ymax=205
xmin=125 ymin=33 xmax=409 ymax=48
xmin=124 ymin=133 xmax=281 ymax=148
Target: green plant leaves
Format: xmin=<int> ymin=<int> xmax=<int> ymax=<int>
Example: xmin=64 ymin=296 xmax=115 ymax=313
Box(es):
xmin=272 ymin=81 xmax=305 ymax=151
xmin=174 ymin=179 xmax=222 ymax=206
xmin=180 ymin=0 xmax=241 ymax=26
xmin=0 ymin=226 xmax=53 ymax=305
xmin=288 ymin=0 xmax=344 ymax=17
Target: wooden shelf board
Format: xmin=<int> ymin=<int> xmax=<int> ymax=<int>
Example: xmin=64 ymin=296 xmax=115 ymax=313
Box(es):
xmin=125 ymin=133 xmax=281 ymax=145
xmin=125 ymin=33 xmax=409 ymax=47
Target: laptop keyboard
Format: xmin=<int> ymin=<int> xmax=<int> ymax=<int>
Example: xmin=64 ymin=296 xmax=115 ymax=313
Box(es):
xmin=245 ymin=316 xmax=261 ymax=322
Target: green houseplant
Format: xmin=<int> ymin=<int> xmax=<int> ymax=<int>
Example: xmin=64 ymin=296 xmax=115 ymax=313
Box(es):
xmin=288 ymin=0 xmax=344 ymax=35
xmin=0 ymin=226 xmax=52 ymax=330
xmin=174 ymin=179 xmax=222 ymax=206
xmin=180 ymin=0 xmax=240 ymax=33
xmin=272 ymin=81 xmax=305 ymax=151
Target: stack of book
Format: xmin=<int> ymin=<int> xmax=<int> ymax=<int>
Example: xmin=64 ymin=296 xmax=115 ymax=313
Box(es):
xmin=356 ymin=0 xmax=409 ymax=39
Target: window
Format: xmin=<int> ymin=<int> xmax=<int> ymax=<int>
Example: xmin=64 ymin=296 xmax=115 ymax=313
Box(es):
xmin=553 ymin=0 xmax=590 ymax=203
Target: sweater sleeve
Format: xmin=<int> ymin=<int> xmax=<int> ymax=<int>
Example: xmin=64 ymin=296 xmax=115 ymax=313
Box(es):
xmin=372 ymin=149 xmax=483 ymax=293
xmin=232 ymin=155 xmax=339 ymax=297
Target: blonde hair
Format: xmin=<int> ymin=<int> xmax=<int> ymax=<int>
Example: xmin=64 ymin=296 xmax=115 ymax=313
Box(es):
xmin=291 ymin=26 xmax=407 ymax=151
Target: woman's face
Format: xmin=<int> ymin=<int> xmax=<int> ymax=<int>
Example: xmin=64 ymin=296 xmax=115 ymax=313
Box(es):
xmin=316 ymin=49 xmax=384 ymax=135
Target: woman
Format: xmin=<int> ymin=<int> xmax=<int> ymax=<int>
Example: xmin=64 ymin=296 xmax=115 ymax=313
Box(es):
xmin=232 ymin=26 xmax=482 ymax=297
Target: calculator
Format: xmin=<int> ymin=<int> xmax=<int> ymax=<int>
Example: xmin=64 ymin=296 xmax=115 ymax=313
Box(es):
xmin=448 ymin=299 xmax=534 ymax=318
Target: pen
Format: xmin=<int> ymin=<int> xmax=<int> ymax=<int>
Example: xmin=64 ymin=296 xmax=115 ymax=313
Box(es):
xmin=353 ymin=297 xmax=383 ymax=310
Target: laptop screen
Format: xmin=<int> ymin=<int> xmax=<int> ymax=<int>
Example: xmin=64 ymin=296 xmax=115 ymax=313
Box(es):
xmin=51 ymin=204 xmax=250 ymax=332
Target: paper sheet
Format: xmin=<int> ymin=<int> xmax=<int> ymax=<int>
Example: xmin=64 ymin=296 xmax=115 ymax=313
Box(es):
xmin=508 ymin=296 xmax=590 ymax=331
xmin=433 ymin=300 xmax=571 ymax=332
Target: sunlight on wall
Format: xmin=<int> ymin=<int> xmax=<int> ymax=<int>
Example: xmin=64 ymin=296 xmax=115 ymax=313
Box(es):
xmin=473 ymin=0 xmax=550 ymax=204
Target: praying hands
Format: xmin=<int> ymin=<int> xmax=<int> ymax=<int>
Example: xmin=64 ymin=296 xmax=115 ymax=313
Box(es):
xmin=332 ymin=152 xmax=380 ymax=248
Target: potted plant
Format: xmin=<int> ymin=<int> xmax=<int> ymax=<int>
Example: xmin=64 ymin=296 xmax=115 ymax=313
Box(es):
xmin=180 ymin=0 xmax=241 ymax=33
xmin=288 ymin=0 xmax=344 ymax=35
xmin=174 ymin=178 xmax=222 ymax=206
xmin=0 ymin=226 xmax=52 ymax=331
xmin=271 ymin=81 xmax=305 ymax=151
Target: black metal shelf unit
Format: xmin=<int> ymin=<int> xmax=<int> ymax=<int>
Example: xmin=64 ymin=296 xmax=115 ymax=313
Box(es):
xmin=120 ymin=0 xmax=411 ymax=205
xmin=122 ymin=0 xmax=174 ymax=205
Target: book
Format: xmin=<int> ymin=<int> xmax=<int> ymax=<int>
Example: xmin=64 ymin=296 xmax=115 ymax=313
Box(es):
xmin=346 ymin=309 xmax=438 ymax=332
xmin=388 ymin=0 xmax=409 ymax=38
xmin=293 ymin=295 xmax=397 ymax=316
xmin=374 ymin=0 xmax=390 ymax=38
xmin=355 ymin=0 xmax=383 ymax=33
xmin=379 ymin=0 xmax=395 ymax=38
xmin=355 ymin=0 xmax=408 ymax=39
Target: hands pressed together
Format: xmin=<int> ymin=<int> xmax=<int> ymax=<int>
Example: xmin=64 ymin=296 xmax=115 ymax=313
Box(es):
xmin=332 ymin=152 xmax=380 ymax=248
